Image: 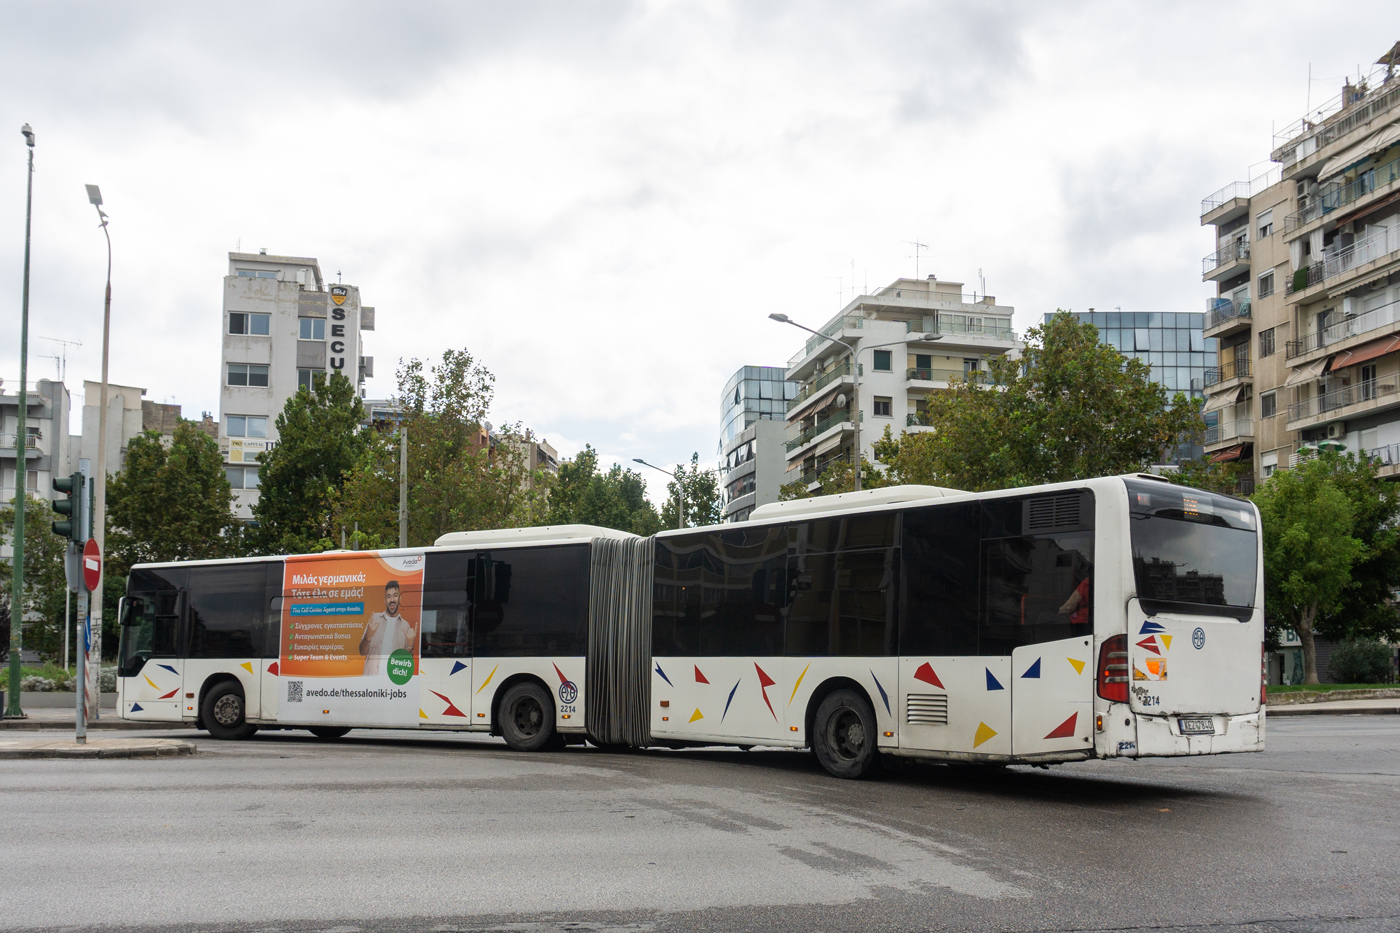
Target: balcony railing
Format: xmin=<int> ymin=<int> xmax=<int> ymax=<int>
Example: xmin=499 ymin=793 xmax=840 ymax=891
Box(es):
xmin=792 ymin=453 xmax=850 ymax=487
xmin=1273 ymin=66 xmax=1400 ymax=164
xmin=1204 ymin=419 xmax=1254 ymax=445
xmin=1205 ymin=297 xmax=1252 ymax=330
xmin=1362 ymin=442 xmax=1400 ymax=470
xmin=801 ymin=315 xmax=864 ymax=358
xmin=0 ymin=432 xmax=43 ymax=454
xmin=906 ymin=317 xmax=1016 ymax=340
xmin=906 ymin=367 xmax=990 ymax=385
xmin=1287 ymin=294 xmax=1400 ymax=359
xmin=1287 ymin=225 xmax=1400 ymax=295
xmin=1284 ymin=154 xmax=1400 ymax=234
xmin=1204 ymin=358 xmax=1252 ymax=387
xmin=1200 ymin=166 xmax=1281 ymax=216
xmin=1287 ymin=380 xmax=1398 ymax=422
xmin=785 ymin=408 xmax=862 ymax=453
xmin=786 ymin=360 xmax=851 ymax=413
xmin=1203 ymin=239 xmax=1250 ymax=275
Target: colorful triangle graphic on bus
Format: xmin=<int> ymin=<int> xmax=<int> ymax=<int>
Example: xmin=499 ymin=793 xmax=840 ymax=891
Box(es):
xmin=985 ymin=669 xmax=1004 ymax=691
xmin=266 ymin=661 xmax=280 ymax=676
xmin=870 ymin=670 xmax=891 ymax=714
xmin=159 ymin=688 xmax=179 ymax=700
xmin=1137 ymin=637 xmax=1162 ymax=656
xmin=476 ymin=665 xmax=499 ymax=694
xmin=450 ymin=661 xmax=467 ymax=676
xmin=1160 ymin=635 xmax=1173 ymax=650
xmin=419 ymin=708 xmax=428 ymax=720
xmin=689 ymin=708 xmax=704 ymax=723
xmin=973 ymin=722 xmax=997 ymax=747
xmin=1067 ymin=657 xmax=1085 ymax=675
xmin=694 ymin=665 xmax=710 ymax=684
xmin=789 ymin=663 xmax=810 ymax=706
xmin=1045 ymin=712 xmax=1078 ymax=739
xmin=656 ymin=663 xmax=673 ymax=687
xmin=722 ymin=680 xmax=740 ymax=721
xmin=913 ymin=662 xmax=944 ymax=689
xmin=755 ymin=664 xmax=777 ymax=720
xmin=1021 ymin=658 xmax=1041 ymax=679
xmin=430 ymin=690 xmax=467 ymax=717
xmin=1140 ymin=621 xmax=1166 ymax=635
xmin=158 ymin=664 xmax=178 ymax=675
xmin=130 ymin=703 xmax=144 ymax=713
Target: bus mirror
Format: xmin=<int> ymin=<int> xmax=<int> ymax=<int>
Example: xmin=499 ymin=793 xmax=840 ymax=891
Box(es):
xmin=119 ymin=596 xmax=142 ymax=626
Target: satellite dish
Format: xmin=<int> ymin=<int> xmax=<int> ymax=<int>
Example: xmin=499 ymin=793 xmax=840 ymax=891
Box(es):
xmin=836 ymin=393 xmax=848 ymax=408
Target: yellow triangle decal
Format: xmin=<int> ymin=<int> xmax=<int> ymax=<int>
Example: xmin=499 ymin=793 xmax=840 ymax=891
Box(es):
xmin=476 ymin=664 xmax=499 ymax=694
xmin=973 ymin=722 xmax=997 ymax=748
xmin=419 ymin=708 xmax=428 ymax=720
xmin=144 ymin=675 xmax=159 ymax=689
xmin=240 ymin=662 xmax=254 ymax=673
xmin=1161 ymin=635 xmax=1172 ymax=650
xmin=1067 ymin=657 xmax=1085 ymax=675
xmin=689 ymin=708 xmax=704 ymax=723
xmin=788 ymin=663 xmax=810 ymax=706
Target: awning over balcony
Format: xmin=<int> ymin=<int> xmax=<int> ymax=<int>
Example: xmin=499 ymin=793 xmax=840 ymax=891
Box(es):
xmin=1328 ymin=190 xmax=1400 ymax=231
xmin=1286 ymin=356 xmax=1332 ymax=386
xmin=1329 ymin=333 xmax=1400 ymax=369
xmin=1210 ymin=444 xmax=1249 ymax=463
xmin=1319 ymin=120 xmax=1400 ymax=181
xmin=1204 ymin=384 xmax=1251 ymax=412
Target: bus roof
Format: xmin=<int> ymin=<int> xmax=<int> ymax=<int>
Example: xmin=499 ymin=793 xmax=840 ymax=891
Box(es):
xmin=434 ymin=524 xmax=638 ymax=547
xmin=747 ymin=484 xmax=961 ymax=521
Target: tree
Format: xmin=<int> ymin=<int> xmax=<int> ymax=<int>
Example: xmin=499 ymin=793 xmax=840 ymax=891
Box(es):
xmin=1307 ymin=452 xmax=1400 ymax=643
xmin=1164 ymin=455 xmax=1253 ymax=496
xmin=251 ymin=372 xmax=372 ymax=555
xmin=660 ymin=454 xmax=723 ymax=528
xmin=545 ymin=446 xmax=662 ymax=536
xmin=0 ymin=493 xmax=69 ymax=659
xmin=1253 ymin=454 xmax=1367 ymax=684
xmin=878 ymin=313 xmax=1202 ymax=491
xmin=779 ymin=452 xmax=891 ymax=500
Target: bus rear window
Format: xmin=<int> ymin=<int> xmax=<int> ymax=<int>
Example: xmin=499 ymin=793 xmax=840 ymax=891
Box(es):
xmin=1125 ymin=479 xmax=1257 ymax=616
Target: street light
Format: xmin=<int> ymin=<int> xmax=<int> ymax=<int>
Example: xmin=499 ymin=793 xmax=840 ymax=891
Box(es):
xmin=85 ymin=182 xmax=112 ymax=723
xmin=633 ymin=458 xmax=685 ymax=529
xmin=770 ymin=313 xmax=941 ymax=491
xmin=7 ymin=124 xmax=36 ymax=718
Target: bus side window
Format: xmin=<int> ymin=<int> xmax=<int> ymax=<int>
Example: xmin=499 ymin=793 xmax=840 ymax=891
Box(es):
xmin=423 ymin=550 xmax=473 ymax=658
xmin=900 ymin=503 xmax=979 ymax=656
xmin=704 ymin=526 xmax=787 ymax=656
xmin=264 ymin=561 xmax=284 ymax=659
xmin=187 ymin=563 xmax=269 ymax=659
xmin=786 ymin=516 xmax=898 ymax=658
xmin=472 ymin=545 xmax=589 ymax=657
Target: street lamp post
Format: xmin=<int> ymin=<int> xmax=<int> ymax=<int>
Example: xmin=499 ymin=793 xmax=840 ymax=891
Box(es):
xmin=7 ymin=124 xmax=36 ymax=718
xmin=85 ymin=184 xmax=111 ymax=719
xmin=770 ymin=313 xmax=940 ymax=491
xmin=633 ymin=458 xmax=684 ymax=529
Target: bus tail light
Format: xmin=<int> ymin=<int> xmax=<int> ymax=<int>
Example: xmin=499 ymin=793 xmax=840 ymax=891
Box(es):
xmin=1097 ymin=634 xmax=1129 ymax=703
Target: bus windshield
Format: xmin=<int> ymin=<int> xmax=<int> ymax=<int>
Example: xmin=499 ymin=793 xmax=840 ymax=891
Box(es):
xmin=1124 ymin=479 xmax=1257 ymax=618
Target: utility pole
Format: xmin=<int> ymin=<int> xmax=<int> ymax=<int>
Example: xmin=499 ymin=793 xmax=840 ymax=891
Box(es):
xmin=398 ymin=423 xmax=408 ymax=548
xmin=7 ymin=125 xmax=36 ymax=718
xmin=85 ymin=184 xmax=111 ymax=720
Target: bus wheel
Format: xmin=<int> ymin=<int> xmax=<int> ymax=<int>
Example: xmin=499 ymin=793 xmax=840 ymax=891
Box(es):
xmin=202 ymin=681 xmax=259 ymax=741
xmin=308 ymin=727 xmax=352 ymax=740
xmin=813 ymin=690 xmax=879 ymax=779
xmin=499 ymin=682 xmax=557 ymax=752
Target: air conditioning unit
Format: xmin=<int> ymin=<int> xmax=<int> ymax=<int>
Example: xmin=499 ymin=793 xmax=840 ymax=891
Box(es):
xmin=1327 ymin=422 xmax=1347 ymax=439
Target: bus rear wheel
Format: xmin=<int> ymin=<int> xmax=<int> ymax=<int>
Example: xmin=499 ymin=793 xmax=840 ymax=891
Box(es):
xmin=813 ymin=689 xmax=879 ymax=779
xmin=499 ymin=682 xmax=559 ymax=752
xmin=308 ymin=727 xmax=352 ymax=739
xmin=201 ymin=681 xmax=258 ymax=741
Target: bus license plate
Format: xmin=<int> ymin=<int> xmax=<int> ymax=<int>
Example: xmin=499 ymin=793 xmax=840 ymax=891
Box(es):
xmin=1179 ymin=717 xmax=1215 ymax=735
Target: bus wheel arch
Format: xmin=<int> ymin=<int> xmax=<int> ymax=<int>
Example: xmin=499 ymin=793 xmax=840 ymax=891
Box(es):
xmin=491 ymin=673 xmax=563 ymax=752
xmin=805 ymin=677 xmax=881 ymax=779
xmin=199 ymin=675 xmax=258 ymax=741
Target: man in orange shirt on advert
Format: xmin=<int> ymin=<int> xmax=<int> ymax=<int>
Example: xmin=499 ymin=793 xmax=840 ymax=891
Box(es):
xmin=358 ymin=580 xmax=413 ymax=676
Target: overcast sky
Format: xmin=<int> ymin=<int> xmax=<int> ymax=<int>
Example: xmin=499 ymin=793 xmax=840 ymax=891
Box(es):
xmin=2 ymin=2 xmax=1397 ymax=505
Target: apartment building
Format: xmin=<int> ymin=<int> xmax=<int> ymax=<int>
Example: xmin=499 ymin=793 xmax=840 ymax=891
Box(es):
xmin=782 ymin=276 xmax=1018 ymax=490
xmin=220 ymin=251 xmax=375 ymax=518
xmin=719 ymin=365 xmax=797 ymax=522
xmin=1201 ymin=46 xmax=1400 ymax=484
xmin=0 ymin=378 xmax=71 ymax=510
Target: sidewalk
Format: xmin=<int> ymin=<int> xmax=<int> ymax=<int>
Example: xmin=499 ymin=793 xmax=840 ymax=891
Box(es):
xmin=0 ymin=709 xmax=193 ymax=731
xmin=0 ymin=737 xmax=195 ymax=760
xmin=1266 ymin=697 xmax=1400 ymax=717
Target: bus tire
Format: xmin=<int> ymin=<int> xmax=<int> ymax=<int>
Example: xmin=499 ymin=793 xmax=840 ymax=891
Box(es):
xmin=499 ymin=682 xmax=557 ymax=752
xmin=308 ymin=727 xmax=352 ymax=739
xmin=202 ymin=681 xmax=258 ymax=741
xmin=813 ymin=689 xmax=879 ymax=779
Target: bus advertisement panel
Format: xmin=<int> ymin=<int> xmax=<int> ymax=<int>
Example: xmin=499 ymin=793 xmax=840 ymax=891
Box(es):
xmin=277 ymin=552 xmax=425 ymax=727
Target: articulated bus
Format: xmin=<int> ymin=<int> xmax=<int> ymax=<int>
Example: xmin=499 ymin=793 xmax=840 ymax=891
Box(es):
xmin=118 ymin=474 xmax=1264 ymax=778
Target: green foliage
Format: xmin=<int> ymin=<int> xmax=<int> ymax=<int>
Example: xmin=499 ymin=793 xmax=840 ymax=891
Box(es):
xmin=1327 ymin=639 xmax=1395 ymax=684
xmin=0 ymin=494 xmax=70 ymax=659
xmin=251 ymin=372 xmax=372 ymax=555
xmin=544 ymin=446 xmax=662 ymax=536
xmin=779 ymin=453 xmax=889 ymax=500
xmin=879 ymin=312 xmax=1203 ymax=491
xmin=659 ymin=454 xmax=723 ymax=528
xmin=1164 ymin=455 xmax=1253 ymax=496
xmin=1311 ymin=453 xmax=1400 ymax=642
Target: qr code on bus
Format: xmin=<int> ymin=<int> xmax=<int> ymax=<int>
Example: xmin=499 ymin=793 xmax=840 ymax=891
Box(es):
xmin=287 ymin=680 xmax=304 ymax=703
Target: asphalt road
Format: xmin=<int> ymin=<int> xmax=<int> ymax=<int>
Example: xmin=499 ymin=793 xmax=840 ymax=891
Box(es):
xmin=2 ymin=716 xmax=1397 ymax=933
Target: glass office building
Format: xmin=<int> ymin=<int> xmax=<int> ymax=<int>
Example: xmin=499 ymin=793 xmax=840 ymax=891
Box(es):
xmin=720 ymin=365 xmax=797 ymax=448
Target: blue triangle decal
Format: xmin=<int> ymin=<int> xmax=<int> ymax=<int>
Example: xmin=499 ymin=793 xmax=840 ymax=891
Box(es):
xmin=655 ymin=664 xmax=673 ymax=687
xmin=130 ymin=703 xmax=144 ymax=712
xmin=722 ymin=680 xmax=740 ymax=722
xmin=1139 ymin=621 xmax=1166 ymax=634
xmin=1021 ymin=658 xmax=1041 ymax=679
xmin=158 ymin=664 xmax=178 ymax=675
xmin=985 ymin=668 xmax=1004 ymax=691
xmin=449 ymin=661 xmax=468 ymax=676
xmin=870 ymin=670 xmax=891 ymax=715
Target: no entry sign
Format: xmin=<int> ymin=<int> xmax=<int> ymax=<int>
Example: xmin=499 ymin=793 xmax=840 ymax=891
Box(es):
xmin=83 ymin=538 xmax=102 ymax=592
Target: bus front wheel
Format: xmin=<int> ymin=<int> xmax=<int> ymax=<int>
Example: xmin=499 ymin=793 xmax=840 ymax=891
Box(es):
xmin=499 ymin=682 xmax=560 ymax=752
xmin=813 ymin=690 xmax=879 ymax=779
xmin=201 ymin=681 xmax=259 ymax=741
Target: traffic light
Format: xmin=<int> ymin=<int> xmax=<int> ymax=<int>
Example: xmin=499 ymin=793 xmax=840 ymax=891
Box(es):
xmin=51 ymin=471 xmax=85 ymax=543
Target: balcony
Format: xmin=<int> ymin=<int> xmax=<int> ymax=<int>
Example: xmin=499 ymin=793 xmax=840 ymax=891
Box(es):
xmin=906 ymin=367 xmax=991 ymax=386
xmin=0 ymin=432 xmax=43 ymax=459
xmin=1203 ymin=239 xmax=1250 ymax=281
xmin=1272 ymin=65 xmax=1400 ymax=168
xmin=786 ymin=360 xmax=851 ymax=414
xmin=1286 ymin=294 xmax=1400 ymax=361
xmin=1361 ymin=442 xmax=1400 ymax=479
xmin=1204 ymin=297 xmax=1252 ymax=337
xmin=1283 ymin=153 xmax=1400 ymax=235
xmin=1204 ymin=358 xmax=1252 ymax=389
xmin=791 ymin=453 xmax=850 ymax=488
xmin=785 ymin=408 xmax=861 ymax=455
xmin=906 ymin=317 xmax=1016 ymax=341
xmin=1200 ymin=167 xmax=1280 ymax=226
xmin=1286 ymin=380 xmax=1399 ymax=430
xmin=1287 ymin=225 xmax=1400 ymax=298
xmin=1204 ymin=419 xmax=1255 ymax=446
xmin=793 ymin=315 xmax=864 ymax=362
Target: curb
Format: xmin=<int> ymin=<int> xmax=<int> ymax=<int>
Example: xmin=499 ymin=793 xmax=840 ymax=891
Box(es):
xmin=1267 ymin=705 xmax=1400 ymax=717
xmin=0 ymin=720 xmax=194 ymax=732
xmin=0 ymin=740 xmax=196 ymax=760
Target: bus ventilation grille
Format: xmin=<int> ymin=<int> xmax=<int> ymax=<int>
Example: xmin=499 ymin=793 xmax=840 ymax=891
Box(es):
xmin=1025 ymin=494 xmax=1081 ymax=533
xmin=906 ymin=694 xmax=948 ymax=725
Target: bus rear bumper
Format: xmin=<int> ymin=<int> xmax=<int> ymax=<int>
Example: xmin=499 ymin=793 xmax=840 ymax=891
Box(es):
xmin=1128 ymin=709 xmax=1264 ymax=758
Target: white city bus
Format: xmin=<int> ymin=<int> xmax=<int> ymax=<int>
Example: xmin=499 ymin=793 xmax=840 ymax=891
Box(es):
xmin=118 ymin=474 xmax=1264 ymax=778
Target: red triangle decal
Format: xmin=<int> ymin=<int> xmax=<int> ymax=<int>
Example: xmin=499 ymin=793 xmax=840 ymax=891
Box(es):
xmin=1044 ymin=712 xmax=1078 ymax=740
xmin=159 ymin=688 xmax=179 ymax=700
xmin=755 ymin=664 xmax=776 ymax=688
xmin=913 ymin=662 xmax=944 ymax=689
xmin=429 ymin=690 xmax=467 ymax=717
xmin=267 ymin=661 xmax=280 ymax=676
xmin=694 ymin=665 xmax=710 ymax=684
xmin=1136 ymin=637 xmax=1161 ymax=656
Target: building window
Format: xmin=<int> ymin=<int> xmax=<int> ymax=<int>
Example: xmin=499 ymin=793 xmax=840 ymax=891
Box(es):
xmin=228 ymin=311 xmax=271 ymax=336
xmin=236 ymin=270 xmax=278 ymax=279
xmin=26 ymin=469 xmax=38 ymax=491
xmin=1259 ymin=327 xmax=1275 ymax=358
xmin=225 ymin=466 xmax=260 ymax=490
xmin=298 ymin=317 xmax=326 ymax=340
xmin=873 ymin=396 xmax=892 ymax=417
xmin=297 ymin=368 xmax=324 ymax=391
xmin=226 ymin=415 xmax=268 ymax=438
xmin=872 ymin=350 xmax=892 ymax=372
xmin=1257 ymin=209 xmax=1274 ymax=238
xmin=1261 ymin=391 xmax=1277 ymax=418
xmin=227 ymin=363 xmax=269 ymax=387
xmin=1258 ymin=270 xmax=1275 ymax=298
xmin=963 ymin=358 xmax=980 ymax=373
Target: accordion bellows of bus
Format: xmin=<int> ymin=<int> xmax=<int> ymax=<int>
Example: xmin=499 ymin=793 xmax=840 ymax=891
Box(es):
xmin=117 ymin=474 xmax=1265 ymax=779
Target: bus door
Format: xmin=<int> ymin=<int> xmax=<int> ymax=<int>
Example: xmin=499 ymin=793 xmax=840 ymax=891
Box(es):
xmin=898 ymin=655 xmax=1012 ymax=757
xmin=1010 ymin=636 xmax=1094 ymax=756
xmin=418 ymin=550 xmax=474 ymax=726
xmin=117 ymin=569 xmax=186 ymax=721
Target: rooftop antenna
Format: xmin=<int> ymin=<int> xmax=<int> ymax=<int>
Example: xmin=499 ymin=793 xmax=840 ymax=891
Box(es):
xmin=979 ymin=268 xmax=985 ymax=300
xmin=851 ymin=259 xmax=856 ymax=301
xmin=36 ymin=336 xmax=82 ymax=383
xmin=904 ymin=240 xmax=927 ymax=279
xmin=337 ymin=270 xmax=343 ymax=284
